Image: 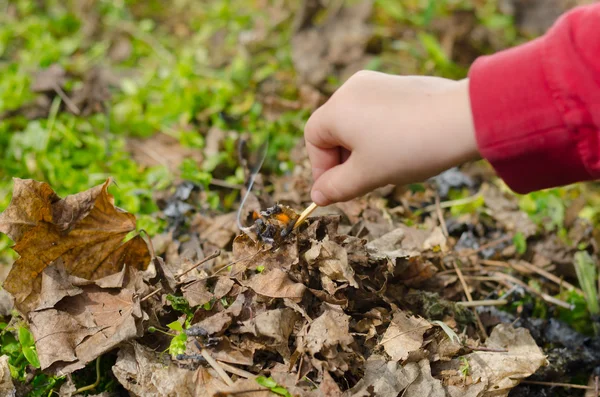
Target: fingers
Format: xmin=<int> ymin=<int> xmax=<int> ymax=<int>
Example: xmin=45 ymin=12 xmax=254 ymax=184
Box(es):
xmin=305 ymin=141 xmax=341 ymax=182
xmin=310 ymin=155 xmax=366 ymax=206
xmin=304 ymin=104 xmax=353 ymax=182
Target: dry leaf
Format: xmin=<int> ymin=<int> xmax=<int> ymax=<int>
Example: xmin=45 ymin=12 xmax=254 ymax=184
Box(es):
xmin=245 ymin=268 xmax=306 ymax=302
xmin=305 ymin=239 xmax=359 ymax=288
xmin=438 ymin=324 xmax=547 ymax=397
xmin=292 ymin=0 xmax=374 ymax=88
xmin=0 ymin=179 xmax=150 ymax=313
xmin=113 ymin=342 xmax=213 ymax=397
xmin=29 ymin=267 xmax=145 ymax=374
xmin=381 ymin=311 xmax=431 ymax=362
xmin=346 ymin=354 xmax=420 ymax=397
xmin=300 ymin=304 xmax=354 ymax=356
xmin=0 ymin=356 xmax=15 ymax=397
xmin=239 ymin=308 xmax=300 ymax=360
xmin=127 ymin=132 xmax=203 ymax=173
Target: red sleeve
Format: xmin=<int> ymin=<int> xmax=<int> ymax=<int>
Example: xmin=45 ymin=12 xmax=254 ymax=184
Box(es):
xmin=468 ymin=4 xmax=600 ymax=194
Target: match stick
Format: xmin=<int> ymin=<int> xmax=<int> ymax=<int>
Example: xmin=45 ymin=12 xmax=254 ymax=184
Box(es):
xmin=293 ymin=202 xmax=318 ymax=230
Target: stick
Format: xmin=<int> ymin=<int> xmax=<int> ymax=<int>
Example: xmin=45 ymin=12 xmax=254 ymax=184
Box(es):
xmin=457 ymin=299 xmax=508 ymax=307
xmin=453 ymin=261 xmax=488 ymax=339
xmin=200 ymin=349 xmax=234 ymax=387
xmin=435 ymin=192 xmax=449 ymax=238
xmin=491 ymin=272 xmax=574 ymax=310
xmin=177 ymin=250 xmax=221 ymax=280
xmin=481 ymin=259 xmax=583 ymax=295
xmin=520 ymin=380 xmax=597 ymax=391
xmin=217 ymin=361 xmax=255 ymax=379
xmin=141 ymin=287 xmax=162 ymax=302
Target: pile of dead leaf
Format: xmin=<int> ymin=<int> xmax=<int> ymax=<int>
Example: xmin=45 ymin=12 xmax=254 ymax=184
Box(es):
xmin=0 ymin=176 xmax=557 ymax=397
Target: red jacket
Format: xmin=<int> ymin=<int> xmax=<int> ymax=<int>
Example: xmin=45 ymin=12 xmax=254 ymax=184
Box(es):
xmin=469 ymin=4 xmax=600 ymax=193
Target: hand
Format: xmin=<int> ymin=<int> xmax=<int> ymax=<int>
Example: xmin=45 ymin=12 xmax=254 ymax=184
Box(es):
xmin=304 ymin=71 xmax=480 ymax=206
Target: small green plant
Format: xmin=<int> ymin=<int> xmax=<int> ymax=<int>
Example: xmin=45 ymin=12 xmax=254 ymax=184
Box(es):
xmin=459 ymin=356 xmax=470 ymax=378
xmin=166 ymin=321 xmax=188 ymax=357
xmin=574 ymin=251 xmax=600 ymax=333
xmin=513 ymin=232 xmax=527 ymax=255
xmin=166 ymin=294 xmax=195 ymax=327
xmin=256 ymin=376 xmax=292 ymax=397
xmin=148 ymin=322 xmax=188 ymax=358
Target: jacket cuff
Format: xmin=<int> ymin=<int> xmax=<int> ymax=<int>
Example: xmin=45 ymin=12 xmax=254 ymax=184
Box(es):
xmin=468 ymin=37 xmax=591 ymax=194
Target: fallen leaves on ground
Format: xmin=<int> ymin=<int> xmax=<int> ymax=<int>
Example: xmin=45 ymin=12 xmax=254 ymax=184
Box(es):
xmin=0 ymin=171 xmax=563 ymax=395
xmin=29 ymin=264 xmax=147 ymax=374
xmin=0 ymin=178 xmax=150 ymax=314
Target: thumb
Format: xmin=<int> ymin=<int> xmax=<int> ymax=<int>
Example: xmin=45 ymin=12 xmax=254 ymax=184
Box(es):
xmin=311 ymin=156 xmax=366 ymax=206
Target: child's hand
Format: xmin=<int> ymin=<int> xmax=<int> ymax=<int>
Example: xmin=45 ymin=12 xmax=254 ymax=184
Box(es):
xmin=304 ymin=71 xmax=480 ymax=206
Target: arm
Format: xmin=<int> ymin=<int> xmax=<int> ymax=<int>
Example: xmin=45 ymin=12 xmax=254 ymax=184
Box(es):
xmin=470 ymin=4 xmax=600 ymax=193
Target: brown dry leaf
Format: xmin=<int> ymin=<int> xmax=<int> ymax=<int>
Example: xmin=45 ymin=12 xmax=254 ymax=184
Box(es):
xmin=0 ymin=179 xmax=150 ymax=313
xmin=113 ymin=342 xmax=214 ymax=397
xmin=0 ymin=356 xmax=15 ymax=397
xmin=239 ymin=308 xmax=300 ymax=360
xmin=231 ymin=233 xmax=299 ymax=275
xmin=127 ymin=133 xmax=204 ymax=174
xmin=438 ymin=324 xmax=547 ymax=397
xmin=207 ymin=338 xmax=254 ymax=366
xmin=300 ymin=304 xmax=354 ymax=356
xmin=182 ymin=279 xmax=213 ymax=307
xmin=482 ymin=184 xmax=537 ymax=237
xmin=346 ymin=354 xmax=420 ymax=397
xmin=193 ymin=212 xmax=239 ymax=249
xmin=292 ymin=0 xmax=374 ymax=88
xmin=380 ymin=311 xmax=431 ymax=362
xmin=70 ymin=67 xmax=114 ymax=115
xmin=244 ymin=268 xmax=306 ymax=302
xmin=195 ymin=311 xmax=232 ymax=335
xmin=31 ymin=64 xmax=66 ymax=92
xmin=404 ymin=359 xmax=446 ymax=397
xmin=305 ymin=238 xmax=359 ymax=288
xmin=29 ymin=267 xmax=145 ymax=374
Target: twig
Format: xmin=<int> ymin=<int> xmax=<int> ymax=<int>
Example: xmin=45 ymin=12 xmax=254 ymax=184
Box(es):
xmin=481 ymin=259 xmax=583 ymax=295
xmin=52 ymin=83 xmax=80 ymax=115
xmin=457 ymin=299 xmax=508 ymax=307
xmin=141 ymin=287 xmax=163 ymax=302
xmin=74 ymin=356 xmax=101 ymax=394
xmin=466 ymin=346 xmax=508 ymax=353
xmin=434 ymin=192 xmax=449 ymax=238
xmin=491 ymin=272 xmax=574 ymax=310
xmin=379 ymin=325 xmax=432 ymax=345
xmin=520 ymin=380 xmax=597 ymax=391
xmin=453 ymin=261 xmax=488 ymax=339
xmin=200 ymin=348 xmax=234 ymax=387
xmin=177 ymin=250 xmax=221 ymax=280
xmin=217 ymin=361 xmax=255 ymax=379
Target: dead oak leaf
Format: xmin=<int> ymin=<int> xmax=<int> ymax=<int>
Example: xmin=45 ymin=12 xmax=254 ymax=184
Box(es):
xmin=380 ymin=311 xmax=431 ymax=362
xmin=244 ymin=268 xmax=306 ymax=302
xmin=305 ymin=238 xmax=359 ymax=288
xmin=347 ymin=354 xmax=420 ymax=397
xmin=300 ymin=304 xmax=354 ymax=356
xmin=0 ymin=179 xmax=150 ymax=313
xmin=239 ymin=308 xmax=300 ymax=360
xmin=30 ymin=270 xmax=145 ymax=374
xmin=457 ymin=324 xmax=546 ymax=397
xmin=113 ymin=342 xmax=212 ymax=397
